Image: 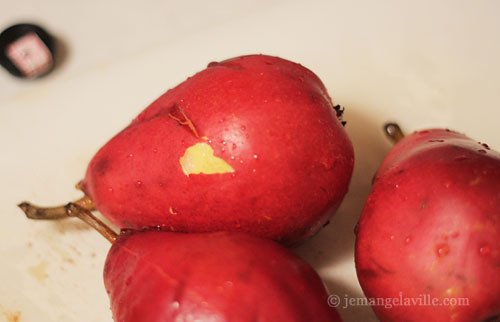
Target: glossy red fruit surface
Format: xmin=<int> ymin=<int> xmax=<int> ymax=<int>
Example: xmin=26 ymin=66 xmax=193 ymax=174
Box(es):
xmin=355 ymin=129 xmax=500 ymax=322
xmin=104 ymin=230 xmax=342 ymax=322
xmin=82 ymin=54 xmax=354 ymax=244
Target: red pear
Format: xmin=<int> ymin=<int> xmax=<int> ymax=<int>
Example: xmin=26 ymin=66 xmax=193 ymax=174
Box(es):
xmin=355 ymin=124 xmax=500 ymax=321
xmin=19 ymin=203 xmax=342 ymax=322
xmin=83 ymin=54 xmax=354 ymax=244
xmin=21 ymin=54 xmax=354 ymax=245
xmin=105 ymin=229 xmax=342 ymax=322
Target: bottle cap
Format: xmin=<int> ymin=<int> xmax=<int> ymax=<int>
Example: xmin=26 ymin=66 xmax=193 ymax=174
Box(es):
xmin=0 ymin=23 xmax=56 ymax=78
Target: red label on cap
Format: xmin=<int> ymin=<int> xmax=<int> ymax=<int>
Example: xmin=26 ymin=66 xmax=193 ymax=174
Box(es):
xmin=6 ymin=32 xmax=53 ymax=77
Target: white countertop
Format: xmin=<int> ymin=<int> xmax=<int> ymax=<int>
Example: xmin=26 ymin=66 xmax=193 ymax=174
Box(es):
xmin=1 ymin=1 xmax=500 ymax=321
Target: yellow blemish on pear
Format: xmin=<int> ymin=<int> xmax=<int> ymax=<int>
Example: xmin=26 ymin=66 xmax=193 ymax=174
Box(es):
xmin=180 ymin=142 xmax=235 ymax=176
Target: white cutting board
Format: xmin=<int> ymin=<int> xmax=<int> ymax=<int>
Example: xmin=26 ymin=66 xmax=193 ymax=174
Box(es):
xmin=1 ymin=0 xmax=499 ymax=321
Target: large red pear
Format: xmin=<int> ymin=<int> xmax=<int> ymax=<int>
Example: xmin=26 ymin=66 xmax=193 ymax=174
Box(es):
xmin=355 ymin=126 xmax=500 ymax=321
xmin=104 ymin=230 xmax=342 ymax=322
xmin=80 ymin=54 xmax=354 ymax=244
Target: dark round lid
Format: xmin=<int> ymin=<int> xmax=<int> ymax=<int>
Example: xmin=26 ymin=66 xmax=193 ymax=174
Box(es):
xmin=0 ymin=23 xmax=56 ymax=78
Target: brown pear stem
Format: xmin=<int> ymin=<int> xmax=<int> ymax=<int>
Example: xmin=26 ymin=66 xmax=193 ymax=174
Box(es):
xmin=18 ymin=195 xmax=96 ymax=220
xmin=18 ymin=196 xmax=116 ymax=243
xmin=384 ymin=123 xmax=405 ymax=144
xmin=65 ymin=203 xmax=117 ymax=243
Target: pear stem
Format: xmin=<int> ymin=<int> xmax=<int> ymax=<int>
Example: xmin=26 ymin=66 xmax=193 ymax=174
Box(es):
xmin=18 ymin=195 xmax=95 ymax=220
xmin=18 ymin=195 xmax=117 ymax=243
xmin=384 ymin=123 xmax=405 ymax=144
xmin=65 ymin=203 xmax=117 ymax=243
